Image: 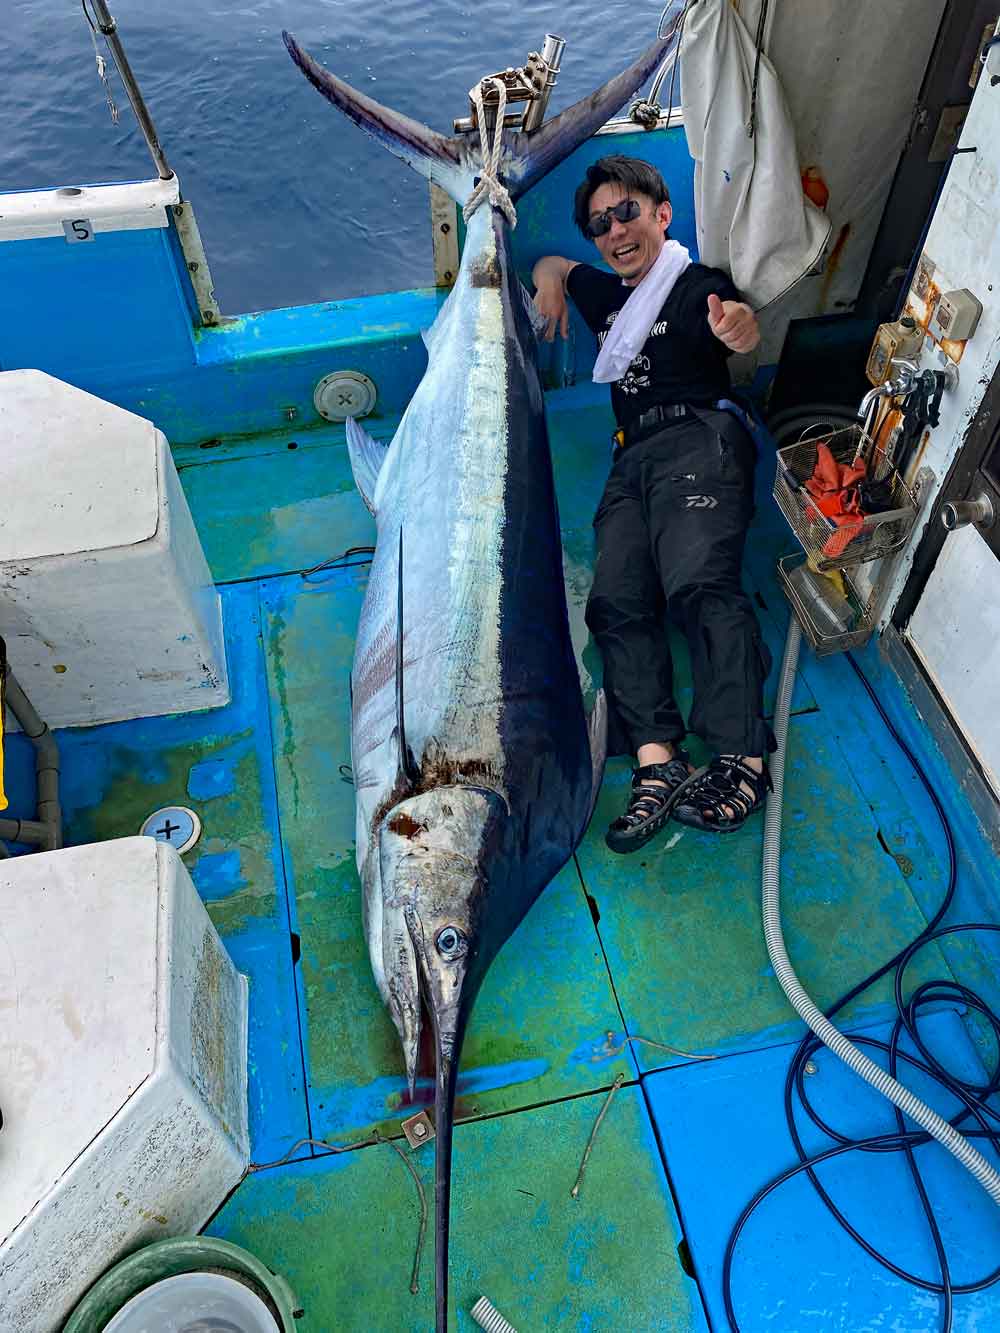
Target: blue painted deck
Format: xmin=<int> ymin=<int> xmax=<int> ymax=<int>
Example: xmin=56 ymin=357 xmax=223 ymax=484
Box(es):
xmin=647 ymin=1009 xmax=1000 ymax=1331
xmin=4 ymin=380 xmax=998 ymax=1330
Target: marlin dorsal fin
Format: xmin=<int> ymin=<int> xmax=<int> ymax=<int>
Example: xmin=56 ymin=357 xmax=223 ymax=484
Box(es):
xmin=345 ymin=416 xmax=389 ymax=516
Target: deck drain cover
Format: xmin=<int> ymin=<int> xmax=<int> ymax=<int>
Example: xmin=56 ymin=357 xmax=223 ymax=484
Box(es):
xmin=313 ymin=370 xmax=376 ymax=421
xmin=139 ymin=806 xmax=202 ymax=854
xmin=104 ymin=1271 xmax=279 ymax=1332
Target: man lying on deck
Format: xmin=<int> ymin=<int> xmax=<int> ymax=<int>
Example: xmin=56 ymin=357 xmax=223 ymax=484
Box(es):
xmin=532 ymin=155 xmax=774 ymax=851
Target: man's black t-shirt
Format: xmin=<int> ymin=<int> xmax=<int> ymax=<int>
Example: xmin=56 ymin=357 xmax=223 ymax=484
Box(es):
xmin=566 ymin=261 xmax=741 ymax=431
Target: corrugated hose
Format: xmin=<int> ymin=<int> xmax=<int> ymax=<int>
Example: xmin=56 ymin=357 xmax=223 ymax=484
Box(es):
xmin=764 ymin=618 xmax=1000 ymax=1206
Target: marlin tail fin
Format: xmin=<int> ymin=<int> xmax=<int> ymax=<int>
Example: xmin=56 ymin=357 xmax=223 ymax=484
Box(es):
xmin=284 ymin=32 xmax=673 ymax=207
xmin=284 ymin=31 xmax=466 ymax=197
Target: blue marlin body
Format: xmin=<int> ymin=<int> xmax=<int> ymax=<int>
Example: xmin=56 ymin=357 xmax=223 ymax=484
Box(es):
xmin=284 ymin=29 xmax=671 ymax=1328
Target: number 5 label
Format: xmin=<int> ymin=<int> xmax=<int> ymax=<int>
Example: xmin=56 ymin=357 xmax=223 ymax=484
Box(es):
xmin=62 ymin=218 xmax=94 ymax=243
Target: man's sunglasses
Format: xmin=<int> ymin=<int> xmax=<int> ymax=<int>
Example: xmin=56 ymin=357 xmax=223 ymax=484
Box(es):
xmin=584 ymin=198 xmax=641 ymax=240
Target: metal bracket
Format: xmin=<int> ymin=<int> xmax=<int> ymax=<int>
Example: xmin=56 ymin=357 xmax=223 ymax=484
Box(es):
xmin=429 ymin=184 xmax=459 ymax=288
xmin=172 ymin=201 xmax=223 ymax=326
xmin=400 ymin=1110 xmax=435 ymax=1149
xmin=453 ymin=35 xmax=564 ymax=134
xmin=913 ymin=465 xmax=937 ymax=503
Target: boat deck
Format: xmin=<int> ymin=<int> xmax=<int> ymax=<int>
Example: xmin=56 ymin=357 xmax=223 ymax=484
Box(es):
xmin=8 ymin=383 xmax=1000 ymax=1330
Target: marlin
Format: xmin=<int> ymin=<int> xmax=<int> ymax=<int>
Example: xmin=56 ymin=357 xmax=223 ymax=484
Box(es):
xmin=284 ymin=29 xmax=671 ymax=1329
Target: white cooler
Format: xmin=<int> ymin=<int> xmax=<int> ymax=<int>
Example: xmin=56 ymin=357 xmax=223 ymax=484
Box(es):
xmin=0 ymin=369 xmax=228 ymax=728
xmin=0 ymin=837 xmax=250 ymax=1333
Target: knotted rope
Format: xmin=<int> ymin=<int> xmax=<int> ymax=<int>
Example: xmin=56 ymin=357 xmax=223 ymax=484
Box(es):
xmin=462 ymin=77 xmax=517 ymax=228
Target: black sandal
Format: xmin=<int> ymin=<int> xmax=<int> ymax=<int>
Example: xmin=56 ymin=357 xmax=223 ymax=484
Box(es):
xmin=672 ymin=756 xmax=772 ymax=834
xmin=605 ymin=752 xmax=694 ymax=854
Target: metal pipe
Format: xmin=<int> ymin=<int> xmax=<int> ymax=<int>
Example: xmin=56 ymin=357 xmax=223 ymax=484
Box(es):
xmin=453 ymin=112 xmax=524 ymax=135
xmin=86 ymin=0 xmax=173 ymax=181
xmin=647 ymin=49 xmax=679 ymax=109
xmin=521 ymin=34 xmax=565 ymax=132
xmin=2 ymin=669 xmax=62 ymax=851
xmin=857 ymin=383 xmax=891 ymax=423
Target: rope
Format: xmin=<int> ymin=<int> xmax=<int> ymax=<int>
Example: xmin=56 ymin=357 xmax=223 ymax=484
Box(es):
xmin=462 ymin=78 xmax=517 ymax=228
xmin=629 ymin=99 xmax=662 ymax=129
xmin=81 ymin=0 xmax=119 ymax=124
xmin=570 ymin=1073 xmax=626 ymax=1199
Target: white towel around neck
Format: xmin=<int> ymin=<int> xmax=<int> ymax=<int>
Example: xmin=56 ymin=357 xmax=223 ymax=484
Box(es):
xmin=591 ymin=239 xmax=692 ymax=384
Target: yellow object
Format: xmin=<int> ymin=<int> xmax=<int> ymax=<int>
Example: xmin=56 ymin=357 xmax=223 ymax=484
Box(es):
xmin=866 ymin=316 xmax=922 ymax=386
xmin=807 ymin=552 xmax=847 ymax=598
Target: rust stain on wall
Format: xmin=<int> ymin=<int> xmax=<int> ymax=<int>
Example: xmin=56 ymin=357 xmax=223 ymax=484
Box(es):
xmin=818 ymin=221 xmax=851 ymax=311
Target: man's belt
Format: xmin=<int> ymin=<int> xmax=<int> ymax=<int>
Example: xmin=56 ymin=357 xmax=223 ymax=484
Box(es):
xmin=617 ymin=403 xmax=691 ymax=449
xmin=615 ymin=400 xmax=754 ymax=453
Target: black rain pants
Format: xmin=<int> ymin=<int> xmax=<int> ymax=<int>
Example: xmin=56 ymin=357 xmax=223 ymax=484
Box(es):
xmin=585 ymin=411 xmax=773 ymax=759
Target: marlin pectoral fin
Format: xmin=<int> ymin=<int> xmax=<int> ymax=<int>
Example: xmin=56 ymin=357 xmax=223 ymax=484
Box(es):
xmin=518 ymin=277 xmax=549 ymax=341
xmin=581 ymin=688 xmax=609 ymax=838
xmin=506 ymin=32 xmax=673 ymax=198
xmin=395 ymin=531 xmax=420 ymax=788
xmin=345 ymin=416 xmax=388 ymax=516
xmin=283 ymin=32 xmax=466 ymax=198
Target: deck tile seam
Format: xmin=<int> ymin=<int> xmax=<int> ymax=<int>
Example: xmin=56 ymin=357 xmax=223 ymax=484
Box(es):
xmin=240 ymin=1074 xmax=646 ymax=1180
xmin=637 ymin=1077 xmax=718 ymax=1333
xmin=254 ymin=575 xmax=317 ymax=1154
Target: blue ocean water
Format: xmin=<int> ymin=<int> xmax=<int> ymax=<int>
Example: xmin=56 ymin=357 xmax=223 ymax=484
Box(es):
xmin=6 ymin=1 xmax=665 ymax=314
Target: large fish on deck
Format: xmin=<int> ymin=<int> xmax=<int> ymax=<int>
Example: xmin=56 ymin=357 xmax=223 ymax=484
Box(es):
xmin=284 ymin=28 xmax=671 ymax=1329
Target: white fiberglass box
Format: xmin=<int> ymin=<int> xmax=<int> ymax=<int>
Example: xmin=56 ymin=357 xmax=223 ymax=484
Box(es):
xmin=0 ymin=837 xmax=249 ymax=1333
xmin=0 ymin=369 xmax=228 ymax=727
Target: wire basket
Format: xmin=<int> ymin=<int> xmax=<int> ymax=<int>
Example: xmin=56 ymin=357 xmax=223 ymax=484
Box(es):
xmin=773 ymin=423 xmax=917 ymax=571
xmin=777 ymin=554 xmax=875 ymax=656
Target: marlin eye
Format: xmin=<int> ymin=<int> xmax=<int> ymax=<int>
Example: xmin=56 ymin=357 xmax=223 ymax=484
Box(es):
xmin=435 ymin=927 xmax=468 ymax=961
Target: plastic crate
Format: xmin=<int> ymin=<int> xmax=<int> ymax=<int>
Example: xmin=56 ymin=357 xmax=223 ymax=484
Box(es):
xmin=773 ymin=423 xmax=917 ymax=571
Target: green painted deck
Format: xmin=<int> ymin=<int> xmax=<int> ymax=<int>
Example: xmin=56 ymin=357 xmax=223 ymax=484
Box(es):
xmin=210 ymin=1088 xmax=704 ymax=1331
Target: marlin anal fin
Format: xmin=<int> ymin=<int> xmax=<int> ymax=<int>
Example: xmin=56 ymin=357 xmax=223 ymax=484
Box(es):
xmin=507 ymin=33 xmax=674 ymax=198
xmin=580 ymin=688 xmax=608 ymax=839
xmin=395 ymin=530 xmax=420 ymax=789
xmin=283 ymin=31 xmax=466 ymax=198
xmin=345 ymin=416 xmax=388 ymax=516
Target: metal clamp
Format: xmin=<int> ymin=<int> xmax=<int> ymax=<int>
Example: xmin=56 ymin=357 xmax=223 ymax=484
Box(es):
xmin=454 ymin=34 xmax=565 ymax=134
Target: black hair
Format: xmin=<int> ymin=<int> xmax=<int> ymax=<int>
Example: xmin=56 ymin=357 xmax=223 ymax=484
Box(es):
xmin=573 ymin=156 xmax=671 ymax=236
